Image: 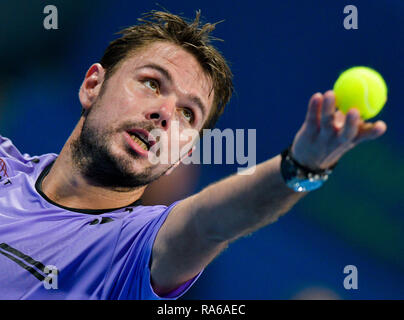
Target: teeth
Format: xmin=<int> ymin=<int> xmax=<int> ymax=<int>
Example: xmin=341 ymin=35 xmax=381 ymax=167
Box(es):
xmin=130 ymin=134 xmax=148 ymax=151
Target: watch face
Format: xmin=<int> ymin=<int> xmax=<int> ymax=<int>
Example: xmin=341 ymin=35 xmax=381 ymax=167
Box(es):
xmin=287 ymin=177 xmax=324 ymax=192
xmin=281 ymin=147 xmax=329 ymax=192
xmin=298 ymin=179 xmax=324 ymax=191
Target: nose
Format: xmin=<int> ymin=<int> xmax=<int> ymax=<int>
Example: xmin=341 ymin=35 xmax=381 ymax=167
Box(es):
xmin=145 ymin=98 xmax=175 ymax=130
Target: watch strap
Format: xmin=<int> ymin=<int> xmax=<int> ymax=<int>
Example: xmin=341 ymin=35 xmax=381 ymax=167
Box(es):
xmin=280 ymin=144 xmax=337 ymax=192
xmin=281 ymin=145 xmax=337 ymax=175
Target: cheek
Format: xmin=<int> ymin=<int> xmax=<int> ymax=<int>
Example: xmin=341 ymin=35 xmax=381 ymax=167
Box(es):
xmin=113 ymin=79 xmax=148 ymax=115
xmin=123 ymin=78 xmax=138 ymax=100
xmin=94 ymin=97 xmax=132 ymax=126
xmin=86 ymin=98 xmax=121 ymax=135
xmin=161 ymin=131 xmax=195 ymax=163
xmin=179 ymin=132 xmax=195 ymax=148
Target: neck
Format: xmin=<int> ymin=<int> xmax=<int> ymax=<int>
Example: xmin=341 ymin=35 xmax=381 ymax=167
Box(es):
xmin=41 ymin=118 xmax=146 ymax=210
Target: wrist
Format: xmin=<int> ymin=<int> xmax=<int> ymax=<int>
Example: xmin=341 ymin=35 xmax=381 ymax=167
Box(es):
xmin=280 ymin=145 xmax=336 ymax=192
xmin=290 ymin=146 xmax=338 ymax=173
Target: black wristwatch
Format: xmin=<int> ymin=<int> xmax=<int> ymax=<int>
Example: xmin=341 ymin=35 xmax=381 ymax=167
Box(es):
xmin=280 ymin=145 xmax=337 ymax=192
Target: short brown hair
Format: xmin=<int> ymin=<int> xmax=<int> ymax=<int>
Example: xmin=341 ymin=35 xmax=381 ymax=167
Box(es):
xmin=99 ymin=10 xmax=233 ymax=130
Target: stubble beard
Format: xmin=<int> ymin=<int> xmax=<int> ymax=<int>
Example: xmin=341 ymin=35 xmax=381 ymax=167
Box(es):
xmin=70 ymin=105 xmax=171 ymax=190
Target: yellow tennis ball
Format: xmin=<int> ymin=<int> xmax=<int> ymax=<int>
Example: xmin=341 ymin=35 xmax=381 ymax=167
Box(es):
xmin=333 ymin=66 xmax=387 ymax=120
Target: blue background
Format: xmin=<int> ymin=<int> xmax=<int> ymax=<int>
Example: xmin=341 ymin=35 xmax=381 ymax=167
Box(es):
xmin=0 ymin=0 xmax=403 ymax=299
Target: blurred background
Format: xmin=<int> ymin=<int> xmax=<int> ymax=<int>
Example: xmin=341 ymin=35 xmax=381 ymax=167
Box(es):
xmin=0 ymin=0 xmax=403 ymax=299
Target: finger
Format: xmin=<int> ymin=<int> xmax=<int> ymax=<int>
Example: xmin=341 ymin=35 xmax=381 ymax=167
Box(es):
xmin=373 ymin=120 xmax=388 ymax=137
xmin=334 ymin=110 xmax=346 ymax=130
xmin=304 ymin=92 xmax=323 ymax=129
xmin=320 ymin=90 xmax=337 ymax=131
xmin=339 ymin=108 xmax=360 ymax=143
xmin=353 ymin=120 xmax=387 ymax=144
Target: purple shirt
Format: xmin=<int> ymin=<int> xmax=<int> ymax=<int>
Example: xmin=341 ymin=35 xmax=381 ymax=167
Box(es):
xmin=0 ymin=135 xmax=202 ymax=299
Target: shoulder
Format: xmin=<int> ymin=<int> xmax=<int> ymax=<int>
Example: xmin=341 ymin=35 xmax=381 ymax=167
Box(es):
xmin=119 ymin=201 xmax=182 ymax=235
xmin=0 ymin=135 xmax=32 ymax=162
xmin=104 ymin=201 xmax=183 ymax=299
xmin=0 ymin=135 xmax=57 ymax=178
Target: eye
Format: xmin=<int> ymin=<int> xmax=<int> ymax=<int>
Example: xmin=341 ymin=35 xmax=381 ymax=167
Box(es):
xmin=180 ymin=108 xmax=194 ymax=123
xmin=143 ymin=79 xmax=160 ymax=93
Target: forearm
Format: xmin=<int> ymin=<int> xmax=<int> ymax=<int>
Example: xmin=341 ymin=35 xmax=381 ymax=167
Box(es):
xmin=194 ymin=154 xmax=307 ymax=243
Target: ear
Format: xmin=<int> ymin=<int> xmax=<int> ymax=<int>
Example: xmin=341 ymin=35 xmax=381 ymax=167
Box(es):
xmin=78 ymin=63 xmax=106 ymax=112
xmin=164 ymin=146 xmax=196 ymax=176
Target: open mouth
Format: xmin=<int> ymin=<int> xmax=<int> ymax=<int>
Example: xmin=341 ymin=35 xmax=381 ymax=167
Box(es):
xmin=126 ymin=129 xmax=156 ymax=152
xmin=128 ymin=132 xmax=149 ymax=151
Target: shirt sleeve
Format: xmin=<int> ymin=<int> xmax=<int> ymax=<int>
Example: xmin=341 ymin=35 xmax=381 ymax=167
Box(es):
xmin=0 ymin=135 xmax=32 ymax=161
xmin=107 ymin=200 xmax=203 ymax=300
xmin=141 ymin=201 xmax=203 ymax=300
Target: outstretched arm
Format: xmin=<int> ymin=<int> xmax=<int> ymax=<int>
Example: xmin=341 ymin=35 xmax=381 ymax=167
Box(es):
xmin=150 ymin=90 xmax=387 ymax=295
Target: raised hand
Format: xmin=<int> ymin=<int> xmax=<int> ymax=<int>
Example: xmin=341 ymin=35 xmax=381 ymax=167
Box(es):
xmin=290 ymin=90 xmax=387 ymax=170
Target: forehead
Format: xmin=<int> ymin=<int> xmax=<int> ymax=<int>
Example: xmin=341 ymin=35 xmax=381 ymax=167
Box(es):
xmin=118 ymin=41 xmax=214 ymax=107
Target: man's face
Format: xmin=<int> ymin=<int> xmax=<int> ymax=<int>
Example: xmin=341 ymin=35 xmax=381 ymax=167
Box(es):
xmin=72 ymin=41 xmax=214 ymax=189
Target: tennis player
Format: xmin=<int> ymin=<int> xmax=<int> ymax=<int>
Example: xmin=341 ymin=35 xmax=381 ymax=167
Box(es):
xmin=0 ymin=11 xmax=386 ymax=299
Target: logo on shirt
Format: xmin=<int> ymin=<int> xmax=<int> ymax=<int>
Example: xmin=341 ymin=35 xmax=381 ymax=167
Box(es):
xmin=0 ymin=158 xmax=11 ymax=185
xmin=0 ymin=158 xmax=9 ymax=178
xmin=0 ymin=243 xmax=58 ymax=289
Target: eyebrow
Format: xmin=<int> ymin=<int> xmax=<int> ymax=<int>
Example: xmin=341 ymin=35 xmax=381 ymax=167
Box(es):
xmin=136 ymin=63 xmax=207 ymax=118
